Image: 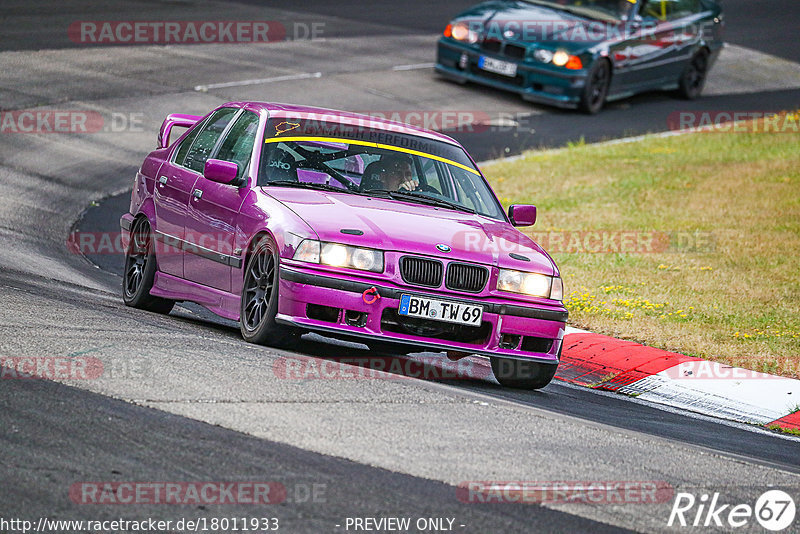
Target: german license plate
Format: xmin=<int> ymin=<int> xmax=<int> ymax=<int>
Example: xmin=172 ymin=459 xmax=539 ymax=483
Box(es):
xmin=398 ymin=294 xmax=483 ymax=326
xmin=478 ymin=56 xmax=518 ymax=77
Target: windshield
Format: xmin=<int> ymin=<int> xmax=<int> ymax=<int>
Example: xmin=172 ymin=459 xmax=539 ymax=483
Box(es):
xmin=522 ymin=0 xmax=635 ymax=20
xmin=258 ymin=117 xmax=506 ymax=220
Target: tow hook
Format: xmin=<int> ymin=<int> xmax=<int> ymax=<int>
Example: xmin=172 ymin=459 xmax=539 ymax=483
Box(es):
xmin=362 ymin=286 xmax=381 ymax=305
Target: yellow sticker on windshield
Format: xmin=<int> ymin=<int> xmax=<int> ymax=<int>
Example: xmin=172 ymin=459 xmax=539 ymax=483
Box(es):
xmin=274 ymin=121 xmax=300 ymax=135
xmin=264 ymin=136 xmax=481 ymax=176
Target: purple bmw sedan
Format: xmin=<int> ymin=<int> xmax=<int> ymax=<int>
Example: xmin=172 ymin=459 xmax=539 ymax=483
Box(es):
xmin=120 ymin=102 xmax=567 ymax=389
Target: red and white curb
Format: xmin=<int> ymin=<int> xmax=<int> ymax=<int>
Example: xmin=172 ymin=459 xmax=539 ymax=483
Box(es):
xmin=559 ymin=326 xmax=800 ymax=432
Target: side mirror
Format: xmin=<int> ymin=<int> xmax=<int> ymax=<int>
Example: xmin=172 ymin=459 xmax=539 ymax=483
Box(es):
xmin=204 ymin=159 xmax=239 ymax=185
xmin=508 ymin=204 xmax=536 ymax=227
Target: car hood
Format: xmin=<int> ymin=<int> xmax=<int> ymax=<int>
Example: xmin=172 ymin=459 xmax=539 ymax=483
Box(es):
xmin=263 ymin=188 xmax=556 ymax=275
xmin=458 ymin=0 xmax=613 ymax=49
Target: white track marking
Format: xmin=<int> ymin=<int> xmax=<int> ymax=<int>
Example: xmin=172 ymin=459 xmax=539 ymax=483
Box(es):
xmin=194 ymin=71 xmax=322 ymax=92
xmin=392 ymin=62 xmax=436 ymax=71
xmin=564 ymin=326 xmax=591 ymax=335
xmin=620 ymin=367 xmax=800 ymax=425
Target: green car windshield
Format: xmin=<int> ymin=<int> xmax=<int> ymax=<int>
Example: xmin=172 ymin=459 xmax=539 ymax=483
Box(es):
xmin=522 ymin=0 xmax=636 ymax=21
xmin=258 ymin=117 xmax=506 ymax=220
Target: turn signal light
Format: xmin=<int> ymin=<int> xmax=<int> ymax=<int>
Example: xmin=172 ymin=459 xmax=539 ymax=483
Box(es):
xmin=565 ymin=55 xmax=583 ymax=70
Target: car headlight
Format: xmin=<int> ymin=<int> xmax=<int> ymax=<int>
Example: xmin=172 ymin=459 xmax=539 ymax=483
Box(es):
xmin=552 ymin=50 xmax=570 ymax=66
xmin=448 ymin=21 xmax=479 ymax=44
xmin=551 ymin=50 xmax=583 ymax=70
xmin=497 ymin=269 xmax=563 ymax=301
xmin=293 ymin=240 xmax=384 ymax=273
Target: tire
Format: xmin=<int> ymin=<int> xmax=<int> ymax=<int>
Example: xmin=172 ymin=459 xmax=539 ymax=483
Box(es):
xmin=578 ymin=59 xmax=611 ymax=114
xmin=122 ymin=217 xmax=175 ymax=314
xmin=240 ymin=236 xmax=299 ymax=347
xmin=491 ymin=357 xmax=557 ymax=390
xmin=677 ymin=49 xmax=709 ymax=100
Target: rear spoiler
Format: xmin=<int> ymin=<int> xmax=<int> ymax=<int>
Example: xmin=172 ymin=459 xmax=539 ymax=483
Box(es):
xmin=158 ymin=113 xmax=202 ymax=149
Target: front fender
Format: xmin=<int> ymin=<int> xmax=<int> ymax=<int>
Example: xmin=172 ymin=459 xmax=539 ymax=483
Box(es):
xmin=231 ymin=189 xmax=319 ymax=296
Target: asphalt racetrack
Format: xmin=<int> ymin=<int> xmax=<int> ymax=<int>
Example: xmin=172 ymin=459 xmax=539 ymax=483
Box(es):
xmin=1 ymin=1 xmax=799 ymax=533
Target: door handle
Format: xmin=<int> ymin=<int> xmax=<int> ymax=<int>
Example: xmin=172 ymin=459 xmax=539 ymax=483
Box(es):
xmin=158 ymin=175 xmax=168 ymax=187
xmin=193 ymin=189 xmax=203 ymax=200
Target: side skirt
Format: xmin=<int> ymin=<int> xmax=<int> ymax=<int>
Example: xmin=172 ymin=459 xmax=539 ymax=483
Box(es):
xmin=151 ymin=271 xmax=241 ymax=321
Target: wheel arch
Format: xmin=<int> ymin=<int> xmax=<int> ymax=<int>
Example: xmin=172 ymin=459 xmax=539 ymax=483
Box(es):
xmin=596 ymin=55 xmax=615 ymax=96
xmin=242 ymin=229 xmax=280 ymax=281
xmin=128 ymin=200 xmax=158 ymax=267
xmin=596 ymin=54 xmax=614 ymax=81
xmin=132 ymin=198 xmax=157 ymax=230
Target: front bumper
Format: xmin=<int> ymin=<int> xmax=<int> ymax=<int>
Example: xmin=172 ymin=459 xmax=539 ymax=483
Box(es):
xmin=436 ymin=39 xmax=587 ymax=109
xmin=276 ymin=266 xmax=567 ymax=364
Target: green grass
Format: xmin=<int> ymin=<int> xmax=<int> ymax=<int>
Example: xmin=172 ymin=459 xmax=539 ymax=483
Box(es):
xmin=483 ymin=112 xmax=800 ymax=378
xmin=766 ymin=424 xmax=800 ymax=437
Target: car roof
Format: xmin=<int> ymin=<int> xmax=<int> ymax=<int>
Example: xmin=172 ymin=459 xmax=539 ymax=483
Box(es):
xmin=224 ymin=101 xmax=463 ymax=147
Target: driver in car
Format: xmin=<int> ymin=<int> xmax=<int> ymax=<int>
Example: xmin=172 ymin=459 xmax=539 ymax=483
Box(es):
xmin=381 ymin=155 xmax=419 ymax=191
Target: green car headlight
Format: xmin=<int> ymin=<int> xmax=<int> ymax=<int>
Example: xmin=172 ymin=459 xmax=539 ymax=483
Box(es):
xmin=293 ymin=240 xmax=384 ymax=273
xmin=450 ymin=21 xmax=479 ymax=44
xmin=497 ymin=269 xmax=563 ymax=301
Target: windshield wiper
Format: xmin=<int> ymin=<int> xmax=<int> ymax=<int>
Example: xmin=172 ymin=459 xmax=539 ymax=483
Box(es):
xmin=365 ymin=189 xmax=476 ymax=214
xmin=262 ymin=180 xmax=354 ymax=194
